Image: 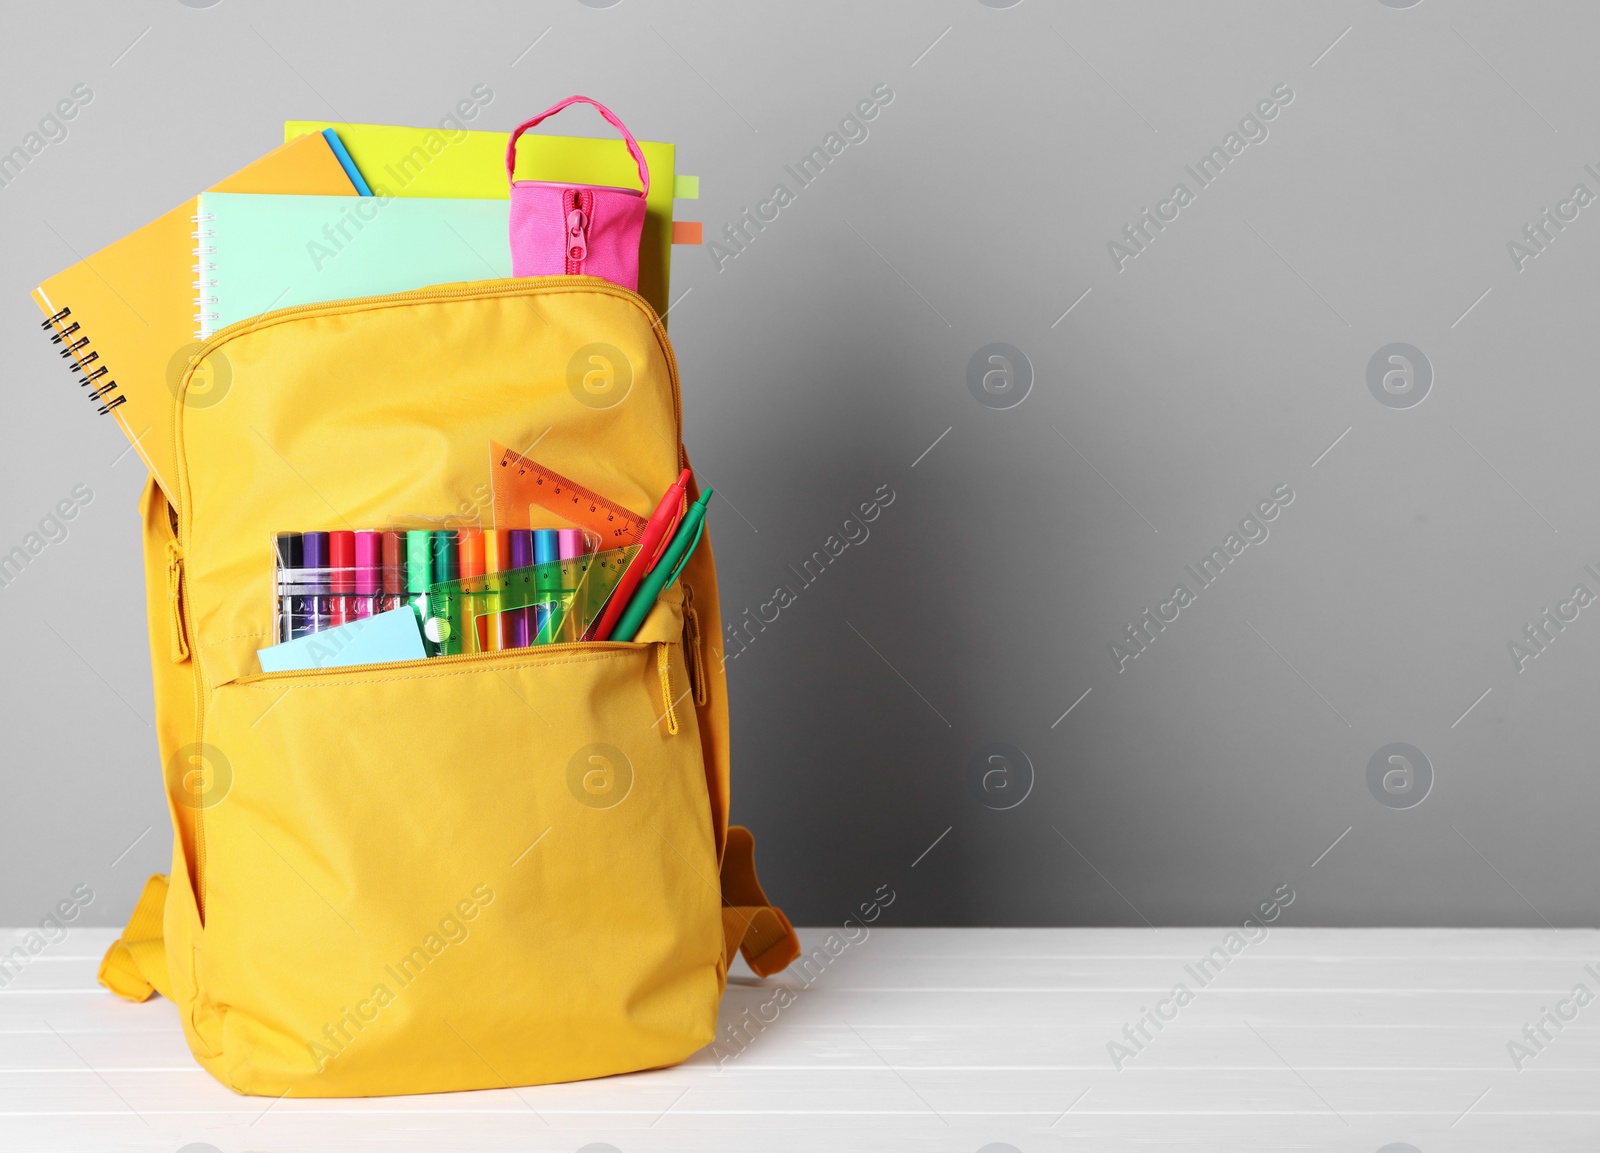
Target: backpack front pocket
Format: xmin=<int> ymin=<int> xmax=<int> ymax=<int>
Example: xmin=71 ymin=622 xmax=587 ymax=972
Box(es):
xmin=191 ymin=635 xmax=724 ymax=1096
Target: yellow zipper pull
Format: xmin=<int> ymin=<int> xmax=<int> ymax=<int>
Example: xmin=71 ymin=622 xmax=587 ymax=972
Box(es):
xmin=656 ymin=641 xmax=679 ymax=736
xmin=682 ymin=583 xmax=707 ymax=706
xmin=165 ymin=539 xmax=189 ymax=663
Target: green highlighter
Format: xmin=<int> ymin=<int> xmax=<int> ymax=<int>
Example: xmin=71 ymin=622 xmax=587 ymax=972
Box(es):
xmin=610 ymin=489 xmax=712 ymax=643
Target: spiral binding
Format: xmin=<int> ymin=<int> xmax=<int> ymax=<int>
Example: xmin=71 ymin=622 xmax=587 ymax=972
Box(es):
xmin=193 ymin=211 xmax=217 ymax=340
xmin=39 ymin=304 xmax=124 ymax=414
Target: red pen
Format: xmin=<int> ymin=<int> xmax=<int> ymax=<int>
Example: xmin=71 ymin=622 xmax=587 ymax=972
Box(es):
xmin=589 ymin=468 xmax=692 ymax=641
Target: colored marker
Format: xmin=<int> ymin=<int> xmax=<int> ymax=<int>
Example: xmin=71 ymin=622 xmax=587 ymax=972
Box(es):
xmin=533 ymin=529 xmax=560 ymax=644
xmin=302 ymin=531 xmax=331 ymax=633
xmin=558 ymin=529 xmax=586 ymax=558
xmin=430 ymin=531 xmax=461 ymax=654
xmin=459 ymin=529 xmax=486 ymax=652
xmin=354 ymin=531 xmax=381 ymax=620
xmin=590 ymin=468 xmax=693 ymax=642
xmin=507 ymin=530 xmax=535 ymax=648
xmin=431 ymin=530 xmax=460 ymax=584
xmin=380 ymin=531 xmax=406 ymax=613
xmin=482 ymin=528 xmax=507 ymax=651
xmin=406 ymin=530 xmax=433 ymax=652
xmin=328 ymin=531 xmax=355 ymax=627
xmin=275 ymin=532 xmax=305 ymax=641
xmin=611 ymin=489 xmax=713 ymax=643
xmin=557 ymin=528 xmax=587 ymax=642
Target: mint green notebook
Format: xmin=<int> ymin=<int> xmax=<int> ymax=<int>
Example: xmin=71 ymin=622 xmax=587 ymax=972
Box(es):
xmin=197 ymin=192 xmax=510 ymax=339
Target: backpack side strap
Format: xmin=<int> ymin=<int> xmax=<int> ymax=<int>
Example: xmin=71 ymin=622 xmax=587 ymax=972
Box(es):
xmin=719 ymin=826 xmax=800 ymax=978
xmin=101 ymin=836 xmax=799 ymax=1000
xmin=98 ymin=873 xmax=172 ymax=1003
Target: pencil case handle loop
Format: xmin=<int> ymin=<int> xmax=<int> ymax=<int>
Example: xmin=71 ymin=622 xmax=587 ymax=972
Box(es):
xmin=505 ymin=95 xmax=650 ymax=196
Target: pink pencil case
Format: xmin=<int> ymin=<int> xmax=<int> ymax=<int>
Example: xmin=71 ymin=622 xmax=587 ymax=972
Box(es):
xmin=505 ymin=96 xmax=648 ymax=291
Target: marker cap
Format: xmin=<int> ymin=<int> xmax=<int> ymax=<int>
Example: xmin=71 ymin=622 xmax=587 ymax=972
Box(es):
xmin=533 ymin=530 xmax=561 ymax=599
xmin=354 ymin=531 xmax=381 ymax=594
xmin=381 ymin=531 xmax=405 ymax=595
xmin=329 ymin=531 xmax=356 ymax=593
xmin=483 ymin=528 xmax=505 ymax=573
xmin=301 ymin=531 xmax=330 ymax=595
xmin=302 ymin=531 xmax=329 ymax=569
xmin=508 ymin=529 xmax=534 ymax=569
xmin=432 ymin=530 xmax=460 ymax=585
xmin=275 ymin=532 xmax=302 ymax=569
xmin=406 ymin=530 xmax=432 ymax=594
xmin=557 ymin=528 xmax=585 ymax=559
xmin=459 ymin=528 xmax=485 ymax=577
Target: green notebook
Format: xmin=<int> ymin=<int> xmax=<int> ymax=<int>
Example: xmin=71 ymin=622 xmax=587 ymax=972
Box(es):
xmin=197 ymin=191 xmax=510 ymax=339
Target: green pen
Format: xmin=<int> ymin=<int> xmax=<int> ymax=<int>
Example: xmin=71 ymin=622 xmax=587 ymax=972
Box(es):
xmin=610 ymin=489 xmax=712 ymax=643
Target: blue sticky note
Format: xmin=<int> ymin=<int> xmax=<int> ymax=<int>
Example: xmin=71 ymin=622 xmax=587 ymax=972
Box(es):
xmin=258 ymin=607 xmax=427 ymax=673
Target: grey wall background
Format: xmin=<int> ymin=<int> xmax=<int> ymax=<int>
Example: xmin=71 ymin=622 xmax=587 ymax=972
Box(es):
xmin=3 ymin=0 xmax=1596 ymax=928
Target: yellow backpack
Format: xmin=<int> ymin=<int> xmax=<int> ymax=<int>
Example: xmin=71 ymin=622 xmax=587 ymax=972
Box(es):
xmin=97 ymin=276 xmax=799 ymax=1095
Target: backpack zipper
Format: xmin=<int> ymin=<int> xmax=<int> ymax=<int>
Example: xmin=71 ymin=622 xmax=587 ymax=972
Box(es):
xmin=175 ymin=277 xmax=680 ymax=440
xmin=232 ymin=637 xmax=645 ymax=685
xmin=234 ymin=637 xmax=683 ymax=732
xmin=172 ymin=277 xmax=687 ymax=920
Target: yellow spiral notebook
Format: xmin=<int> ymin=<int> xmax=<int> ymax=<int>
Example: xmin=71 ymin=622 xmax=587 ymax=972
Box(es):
xmin=32 ymin=134 xmax=358 ymax=501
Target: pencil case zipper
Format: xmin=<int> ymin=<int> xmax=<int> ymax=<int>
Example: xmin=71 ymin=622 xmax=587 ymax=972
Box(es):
xmin=564 ymin=188 xmax=595 ymax=275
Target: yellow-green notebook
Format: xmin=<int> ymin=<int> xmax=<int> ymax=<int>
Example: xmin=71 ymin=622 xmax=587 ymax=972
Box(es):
xmin=286 ymin=121 xmax=678 ymax=320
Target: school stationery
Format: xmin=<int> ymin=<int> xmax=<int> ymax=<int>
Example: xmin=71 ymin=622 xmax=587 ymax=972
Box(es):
xmin=458 ymin=529 xmax=487 ymax=649
xmin=406 ymin=530 xmax=432 ymax=651
xmin=284 ymin=119 xmax=686 ymax=319
xmin=196 ymin=192 xmax=510 ymax=339
xmin=611 ymin=488 xmax=712 ymax=643
xmin=320 ymin=128 xmax=373 ymax=195
xmin=257 ymin=606 xmax=427 ymax=673
xmin=506 ymin=97 xmax=648 ymax=290
xmin=481 ymin=527 xmax=507 ymax=650
xmin=531 ymin=529 xmax=561 ymax=644
xmin=556 ymin=528 xmax=588 ymax=642
xmin=490 ymin=440 xmax=649 ymax=547
xmin=425 ymin=531 xmax=460 ymax=653
xmin=31 ymin=133 xmax=357 ymax=500
xmin=380 ymin=531 xmax=406 ymax=613
xmin=328 ymin=531 xmax=355 ymax=627
xmin=507 ymin=529 xmax=534 ymax=648
xmin=590 ymin=468 xmax=692 ymax=642
xmin=354 ymin=531 xmax=381 ymax=619
xmin=424 ymin=544 xmax=638 ymax=655
xmin=274 ymin=533 xmax=305 ymax=641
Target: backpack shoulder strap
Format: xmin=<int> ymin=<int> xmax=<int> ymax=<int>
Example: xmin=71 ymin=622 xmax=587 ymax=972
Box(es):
xmin=719 ymin=826 xmax=800 ymax=978
xmin=98 ymin=873 xmax=172 ymax=1002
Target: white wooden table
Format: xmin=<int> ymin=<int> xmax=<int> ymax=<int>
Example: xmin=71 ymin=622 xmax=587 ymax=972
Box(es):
xmin=3 ymin=926 xmax=1596 ymax=1151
